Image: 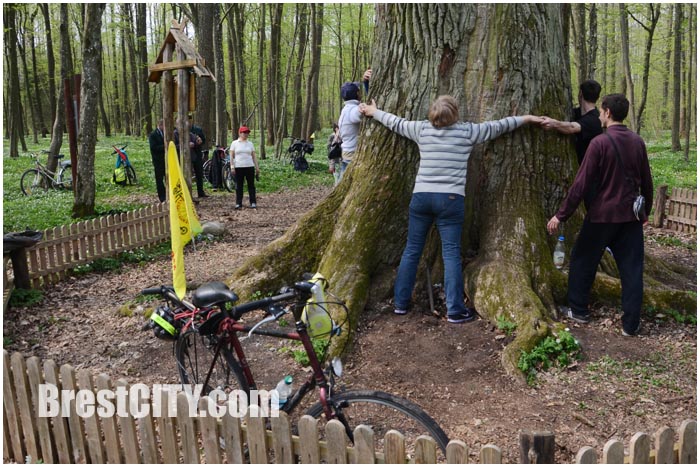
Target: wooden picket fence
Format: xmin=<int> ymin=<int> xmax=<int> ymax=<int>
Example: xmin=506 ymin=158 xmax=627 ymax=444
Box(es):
xmin=4 ymin=202 xmax=168 ymax=289
xmin=653 ymin=185 xmax=697 ymax=233
xmin=3 ymin=351 xmax=696 ymax=464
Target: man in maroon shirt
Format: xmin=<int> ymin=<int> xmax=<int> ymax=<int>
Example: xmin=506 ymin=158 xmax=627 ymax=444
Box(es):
xmin=546 ymin=94 xmax=653 ymax=337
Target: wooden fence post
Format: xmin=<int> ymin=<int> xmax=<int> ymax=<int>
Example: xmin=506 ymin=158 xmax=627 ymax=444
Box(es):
xmin=652 ymin=184 xmax=668 ymax=227
xmin=9 ymin=248 xmax=31 ymax=289
xmin=519 ymin=430 xmax=555 ymax=463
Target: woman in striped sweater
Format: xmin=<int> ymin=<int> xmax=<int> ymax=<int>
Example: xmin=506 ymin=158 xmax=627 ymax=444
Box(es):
xmin=360 ymin=96 xmax=542 ymax=323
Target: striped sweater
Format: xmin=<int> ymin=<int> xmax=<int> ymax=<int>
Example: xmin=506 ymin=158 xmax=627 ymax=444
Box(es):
xmin=373 ymin=110 xmax=524 ymax=196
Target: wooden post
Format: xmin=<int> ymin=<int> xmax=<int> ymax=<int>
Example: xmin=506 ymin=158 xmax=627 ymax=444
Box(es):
xmin=177 ymin=45 xmax=193 ymax=192
xmin=9 ymin=248 xmax=31 ymax=289
xmin=162 ymin=41 xmax=174 ymax=200
xmin=519 ymin=430 xmax=555 ymax=464
xmin=652 ymin=184 xmax=668 ymax=227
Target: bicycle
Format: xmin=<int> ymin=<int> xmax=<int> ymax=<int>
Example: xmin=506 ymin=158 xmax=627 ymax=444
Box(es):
xmin=111 ymin=144 xmax=137 ymax=185
xmin=141 ymin=277 xmax=450 ymax=455
xmin=20 ymin=150 xmax=73 ymax=196
xmin=287 ymin=137 xmax=313 ymax=172
xmin=204 ymin=146 xmax=236 ymax=193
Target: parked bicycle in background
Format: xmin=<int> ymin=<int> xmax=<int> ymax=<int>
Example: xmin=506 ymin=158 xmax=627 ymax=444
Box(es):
xmin=20 ymin=150 xmax=73 ymax=196
xmin=111 ymin=144 xmax=137 ymax=186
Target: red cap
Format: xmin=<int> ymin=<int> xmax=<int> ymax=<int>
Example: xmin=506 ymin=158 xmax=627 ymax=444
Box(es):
xmin=239 ymin=126 xmax=250 ymax=134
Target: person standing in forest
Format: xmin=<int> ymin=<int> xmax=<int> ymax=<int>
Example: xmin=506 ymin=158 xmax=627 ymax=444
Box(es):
xmin=541 ymin=80 xmax=603 ymax=166
xmin=360 ymin=96 xmax=543 ymax=323
xmin=546 ymin=94 xmax=653 ymax=337
xmin=229 ymin=126 xmax=260 ymax=209
xmin=148 ymin=119 xmax=166 ymax=202
xmin=337 ymin=68 xmax=372 ymax=181
xmin=189 ymin=116 xmax=208 ymax=198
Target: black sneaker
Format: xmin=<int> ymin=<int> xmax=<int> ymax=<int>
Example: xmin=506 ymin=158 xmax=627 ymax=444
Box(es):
xmin=235 ymin=204 xmax=242 ymax=210
xmin=559 ymin=306 xmax=590 ymax=324
xmin=447 ymin=308 xmax=476 ymax=324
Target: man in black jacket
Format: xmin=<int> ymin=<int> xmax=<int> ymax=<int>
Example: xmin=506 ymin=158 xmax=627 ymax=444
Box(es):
xmin=189 ymin=116 xmax=208 ymax=198
xmin=148 ymin=119 xmax=166 ymax=202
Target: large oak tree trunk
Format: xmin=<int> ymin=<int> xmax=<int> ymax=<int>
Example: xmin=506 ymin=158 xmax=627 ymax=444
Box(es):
xmin=226 ymin=4 xmax=694 ymax=379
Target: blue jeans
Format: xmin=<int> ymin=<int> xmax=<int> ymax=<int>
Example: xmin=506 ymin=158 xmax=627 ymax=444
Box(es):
xmin=394 ymin=192 xmax=467 ymax=316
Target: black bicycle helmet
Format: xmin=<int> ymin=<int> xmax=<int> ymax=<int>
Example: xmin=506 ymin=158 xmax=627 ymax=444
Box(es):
xmin=146 ymin=305 xmax=179 ymax=340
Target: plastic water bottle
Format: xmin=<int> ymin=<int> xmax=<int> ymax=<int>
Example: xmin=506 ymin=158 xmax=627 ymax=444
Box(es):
xmin=275 ymin=376 xmax=293 ymax=407
xmin=553 ymin=236 xmax=566 ymax=269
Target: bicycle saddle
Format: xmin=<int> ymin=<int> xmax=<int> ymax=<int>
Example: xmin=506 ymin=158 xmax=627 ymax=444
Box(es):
xmin=59 ymin=160 xmax=71 ymax=168
xmin=192 ymin=281 xmax=239 ymax=308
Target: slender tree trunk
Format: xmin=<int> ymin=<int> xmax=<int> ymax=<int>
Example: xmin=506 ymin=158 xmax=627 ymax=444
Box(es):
xmin=29 ymin=9 xmax=48 ymax=138
xmin=671 ymin=3 xmax=683 ymax=152
xmin=226 ymin=10 xmax=238 ymax=134
xmin=610 ymin=11 xmax=617 ymax=92
xmin=266 ymin=4 xmax=283 ymax=144
xmin=47 ymin=3 xmax=73 ymax=172
xmin=125 ymin=4 xmax=141 ymax=136
xmin=257 ymin=4 xmax=266 ymax=159
xmin=120 ymin=8 xmax=131 ymax=136
xmin=213 ymin=5 xmax=228 ymax=146
xmin=601 ymin=4 xmax=608 ymax=91
xmin=136 ymin=3 xmax=151 ymax=134
xmin=18 ymin=11 xmax=39 ymax=144
xmin=291 ymin=4 xmax=308 ymax=138
xmin=683 ymin=4 xmax=694 ymax=161
xmin=630 ymin=4 xmax=660 ymax=134
xmin=98 ymin=45 xmax=111 ymax=137
xmin=587 ymin=4 xmax=597 ymax=79
xmin=619 ymin=4 xmax=636 ymax=132
xmin=110 ymin=5 xmax=122 ymax=134
xmin=40 ymin=4 xmax=57 ymax=128
xmin=229 ymin=4 xmax=579 ymax=378
xmin=191 ymin=4 xmax=215 ymax=150
xmin=304 ymin=4 xmax=323 ymax=139
xmin=4 ymin=4 xmax=26 ymax=157
xmin=232 ymin=5 xmax=247 ymax=125
xmin=275 ymin=14 xmax=301 ymax=158
xmin=73 ymin=4 xmax=105 ymax=218
xmin=661 ymin=7 xmax=673 ymax=127
xmin=572 ymin=3 xmax=588 ymax=85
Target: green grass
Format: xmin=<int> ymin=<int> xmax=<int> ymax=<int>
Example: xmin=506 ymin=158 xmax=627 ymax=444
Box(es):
xmin=3 ymin=133 xmax=333 ymax=233
xmin=645 ymin=139 xmax=697 ymax=190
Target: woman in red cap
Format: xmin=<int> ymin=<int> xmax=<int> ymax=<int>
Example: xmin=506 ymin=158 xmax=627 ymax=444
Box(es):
xmin=229 ymin=126 xmax=260 ymax=209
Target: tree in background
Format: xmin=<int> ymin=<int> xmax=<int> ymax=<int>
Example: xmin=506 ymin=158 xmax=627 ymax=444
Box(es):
xmin=73 ymin=4 xmax=105 ymax=218
xmin=4 ymin=3 xmax=27 ymax=157
xmin=671 ymin=3 xmax=683 ymax=152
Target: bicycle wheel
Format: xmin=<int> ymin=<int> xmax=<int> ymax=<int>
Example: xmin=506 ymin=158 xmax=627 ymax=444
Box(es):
xmin=305 ymin=390 xmax=449 ymax=455
xmin=20 ymin=169 xmax=49 ymax=196
xmin=222 ymin=165 xmax=236 ymax=193
xmin=125 ymin=165 xmax=137 ymax=185
xmin=57 ymin=165 xmax=73 ymax=191
xmin=175 ymin=330 xmax=249 ymax=395
xmin=203 ymin=159 xmax=213 ymax=185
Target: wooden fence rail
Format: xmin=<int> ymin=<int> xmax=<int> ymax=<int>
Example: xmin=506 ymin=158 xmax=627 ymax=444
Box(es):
xmin=2 ymin=351 xmax=696 ymax=464
xmin=4 ymin=203 xmax=168 ymax=289
xmin=652 ymin=185 xmax=697 ymax=233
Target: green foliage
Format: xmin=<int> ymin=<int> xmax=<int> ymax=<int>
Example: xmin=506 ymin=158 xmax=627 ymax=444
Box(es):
xmin=585 ymin=352 xmax=684 ymax=393
xmin=645 ymin=139 xmax=697 ymax=190
xmin=496 ymin=315 xmax=517 ymax=336
xmin=72 ymin=242 xmax=172 ymax=275
xmin=643 ymin=304 xmax=697 ymax=325
xmin=9 ymin=288 xmax=44 ymax=307
xmin=279 ymin=337 xmax=330 ymax=367
xmin=518 ymin=329 xmax=581 ymax=385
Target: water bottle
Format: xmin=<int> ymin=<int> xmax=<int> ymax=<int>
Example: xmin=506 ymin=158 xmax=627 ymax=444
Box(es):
xmin=302 ymin=273 xmax=332 ymax=337
xmin=553 ymin=236 xmax=566 ymax=269
xmin=275 ymin=376 xmax=293 ymax=407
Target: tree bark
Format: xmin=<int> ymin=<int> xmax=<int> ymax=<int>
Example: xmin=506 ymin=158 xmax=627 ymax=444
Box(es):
xmin=587 ymin=5 xmax=597 ymax=79
xmin=124 ymin=4 xmax=141 ymax=136
xmin=572 ymin=4 xmax=588 ymax=85
xmin=619 ymin=5 xmax=636 ymax=132
xmin=192 ymin=4 xmax=215 ymax=150
xmin=28 ymin=8 xmax=48 ymax=138
xmin=213 ymin=5 xmax=228 ymax=146
xmin=228 ymin=4 xmax=579 ymax=378
xmin=4 ymin=4 xmax=27 ymax=157
xmin=629 ymin=5 xmax=660 ymax=135
xmin=683 ymin=4 xmax=694 ymax=162
xmin=73 ymin=4 xmax=105 ymax=218
xmin=136 ymin=3 xmax=151 ymax=134
xmin=600 ymin=4 xmax=608 ymax=92
xmin=291 ymin=4 xmax=308 ymax=139
xmin=671 ymin=3 xmax=683 ymax=151
xmin=18 ymin=9 xmax=40 ymax=144
xmin=230 ymin=5 xmax=247 ymax=126
xmin=226 ymin=8 xmax=239 ymax=134
xmin=257 ymin=4 xmax=266 ymax=159
xmin=40 ymin=4 xmax=57 ymax=129
xmin=109 ymin=5 xmax=122 ymax=134
xmin=303 ymin=4 xmax=323 ymax=140
xmin=661 ymin=6 xmax=673 ymax=126
xmin=98 ymin=49 xmax=111 ymax=137
xmin=120 ymin=6 xmax=131 ymax=136
xmin=266 ymin=4 xmax=283 ymax=144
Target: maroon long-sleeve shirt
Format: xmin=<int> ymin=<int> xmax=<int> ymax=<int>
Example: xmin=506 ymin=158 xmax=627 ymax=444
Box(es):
xmin=556 ymin=124 xmax=653 ymax=223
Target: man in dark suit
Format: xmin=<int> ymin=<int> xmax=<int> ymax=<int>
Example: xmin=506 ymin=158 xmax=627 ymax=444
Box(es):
xmin=148 ymin=119 xmax=166 ymax=202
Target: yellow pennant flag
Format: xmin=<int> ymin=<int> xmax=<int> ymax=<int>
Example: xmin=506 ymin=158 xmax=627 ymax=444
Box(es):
xmin=167 ymin=141 xmax=203 ymax=299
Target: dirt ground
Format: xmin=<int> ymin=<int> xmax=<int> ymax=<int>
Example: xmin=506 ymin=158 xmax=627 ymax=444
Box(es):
xmin=3 ymin=186 xmax=697 ymax=463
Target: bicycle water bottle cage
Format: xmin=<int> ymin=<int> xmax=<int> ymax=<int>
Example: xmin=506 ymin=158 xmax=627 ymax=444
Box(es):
xmin=192 ymin=282 xmax=239 ymax=308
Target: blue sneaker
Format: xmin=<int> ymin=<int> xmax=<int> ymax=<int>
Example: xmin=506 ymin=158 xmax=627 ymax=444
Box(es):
xmin=447 ymin=308 xmax=476 ymax=324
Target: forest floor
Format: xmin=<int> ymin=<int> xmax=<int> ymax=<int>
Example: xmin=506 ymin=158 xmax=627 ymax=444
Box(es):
xmin=3 ymin=186 xmax=696 ymax=463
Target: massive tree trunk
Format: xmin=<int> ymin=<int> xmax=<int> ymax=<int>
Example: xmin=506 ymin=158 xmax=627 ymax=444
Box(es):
xmin=303 ymin=3 xmax=323 ymax=140
xmin=671 ymin=3 xmax=682 ymax=151
xmin=73 ymin=4 xmax=105 ymax=218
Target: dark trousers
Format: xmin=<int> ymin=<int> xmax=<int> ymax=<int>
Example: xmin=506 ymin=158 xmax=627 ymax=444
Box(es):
xmin=568 ymin=220 xmax=644 ymax=333
xmin=151 ymin=153 xmax=166 ymax=202
xmin=235 ymin=166 xmax=256 ymax=205
xmin=192 ymin=151 xmax=206 ymax=197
